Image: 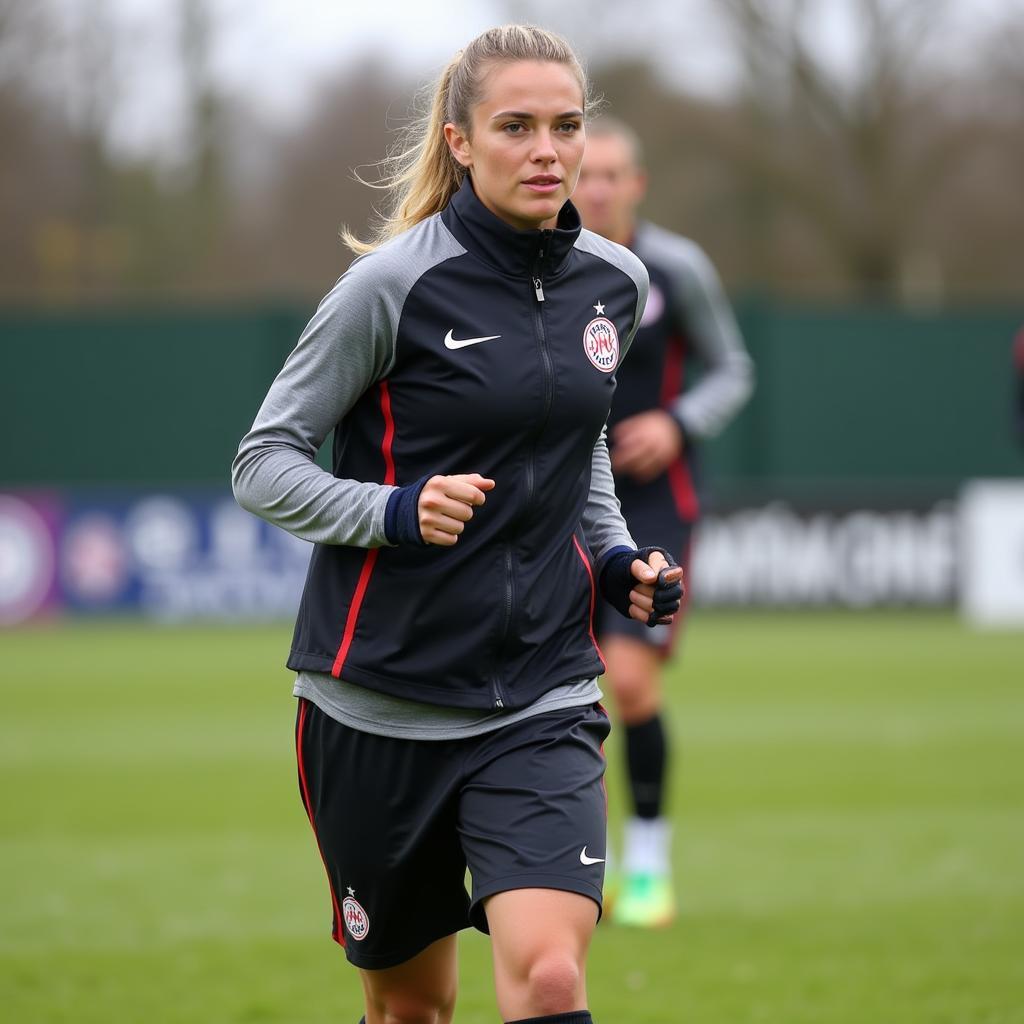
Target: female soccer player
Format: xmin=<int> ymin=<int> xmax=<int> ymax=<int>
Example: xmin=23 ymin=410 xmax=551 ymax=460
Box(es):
xmin=232 ymin=25 xmax=683 ymax=1024
xmin=574 ymin=118 xmax=755 ymax=928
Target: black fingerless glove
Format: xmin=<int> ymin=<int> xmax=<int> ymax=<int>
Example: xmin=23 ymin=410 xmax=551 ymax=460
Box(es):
xmin=383 ymin=475 xmax=432 ymax=546
xmin=598 ymin=545 xmax=683 ymax=626
xmin=648 ymin=565 xmax=684 ymax=626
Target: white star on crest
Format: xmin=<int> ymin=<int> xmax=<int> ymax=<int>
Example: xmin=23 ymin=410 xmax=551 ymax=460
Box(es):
xmin=593 ymin=301 xmax=605 ymax=315
xmin=347 ymin=887 xmax=356 ymax=896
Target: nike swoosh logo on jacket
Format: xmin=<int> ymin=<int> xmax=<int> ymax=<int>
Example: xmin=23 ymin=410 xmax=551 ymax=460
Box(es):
xmin=444 ymin=330 xmax=502 ymax=350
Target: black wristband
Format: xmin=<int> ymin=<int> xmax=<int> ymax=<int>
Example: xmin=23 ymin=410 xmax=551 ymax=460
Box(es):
xmin=383 ymin=475 xmax=431 ymax=546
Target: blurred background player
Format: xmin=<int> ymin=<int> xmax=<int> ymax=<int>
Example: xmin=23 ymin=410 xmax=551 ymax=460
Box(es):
xmin=573 ymin=117 xmax=755 ymax=928
xmin=1014 ymin=326 xmax=1024 ymax=449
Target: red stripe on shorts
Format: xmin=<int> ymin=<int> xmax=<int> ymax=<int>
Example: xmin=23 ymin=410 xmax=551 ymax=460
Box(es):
xmin=595 ymin=701 xmax=610 ymax=810
xmin=295 ymin=699 xmax=345 ymax=946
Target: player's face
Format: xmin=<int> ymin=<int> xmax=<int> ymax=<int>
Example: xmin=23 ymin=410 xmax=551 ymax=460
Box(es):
xmin=445 ymin=60 xmax=586 ymax=231
xmin=573 ymin=133 xmax=646 ymax=243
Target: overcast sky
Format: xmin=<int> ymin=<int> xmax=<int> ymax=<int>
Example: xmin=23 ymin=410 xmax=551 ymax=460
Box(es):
xmin=43 ymin=0 xmax=1024 ymax=164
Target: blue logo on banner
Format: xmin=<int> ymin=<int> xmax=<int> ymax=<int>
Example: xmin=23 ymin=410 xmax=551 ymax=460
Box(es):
xmin=1 ymin=488 xmax=311 ymax=623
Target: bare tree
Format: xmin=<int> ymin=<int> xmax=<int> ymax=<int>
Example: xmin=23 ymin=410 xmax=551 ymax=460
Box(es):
xmin=2 ymin=0 xmax=1022 ymax=304
xmin=695 ymin=0 xmax=1009 ymax=298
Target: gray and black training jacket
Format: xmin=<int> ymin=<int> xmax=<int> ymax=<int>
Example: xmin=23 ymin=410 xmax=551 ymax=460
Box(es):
xmin=232 ymin=177 xmax=649 ymax=711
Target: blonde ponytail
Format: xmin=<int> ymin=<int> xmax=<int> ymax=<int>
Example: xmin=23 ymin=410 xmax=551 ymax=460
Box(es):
xmin=341 ymin=25 xmax=592 ymax=255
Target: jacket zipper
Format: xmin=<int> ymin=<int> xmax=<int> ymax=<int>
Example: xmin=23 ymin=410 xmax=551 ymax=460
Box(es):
xmin=494 ymin=233 xmax=553 ymax=709
xmin=525 ymin=231 xmax=555 ymax=512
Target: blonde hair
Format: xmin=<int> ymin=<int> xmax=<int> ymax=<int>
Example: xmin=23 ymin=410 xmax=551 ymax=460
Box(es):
xmin=341 ymin=24 xmax=592 ymax=255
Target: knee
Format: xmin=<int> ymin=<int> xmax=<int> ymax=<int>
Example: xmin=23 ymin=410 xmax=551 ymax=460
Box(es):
xmin=369 ymin=994 xmax=454 ymax=1024
xmin=523 ymin=952 xmax=583 ymax=1015
xmin=614 ymin=674 xmax=658 ymax=724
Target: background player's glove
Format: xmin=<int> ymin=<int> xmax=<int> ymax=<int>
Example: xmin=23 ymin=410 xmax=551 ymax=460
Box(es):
xmin=598 ymin=545 xmax=684 ymax=625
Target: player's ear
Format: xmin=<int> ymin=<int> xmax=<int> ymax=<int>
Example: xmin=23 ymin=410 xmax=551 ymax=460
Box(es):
xmin=444 ymin=122 xmax=473 ymax=169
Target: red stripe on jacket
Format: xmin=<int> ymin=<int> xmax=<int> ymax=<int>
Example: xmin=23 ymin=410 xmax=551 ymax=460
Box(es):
xmin=332 ymin=381 xmax=397 ymax=678
xmin=572 ymin=535 xmax=606 ymax=673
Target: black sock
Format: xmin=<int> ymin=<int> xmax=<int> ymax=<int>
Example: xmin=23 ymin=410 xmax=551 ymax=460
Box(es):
xmin=625 ymin=712 xmax=668 ymax=819
xmin=506 ymin=1013 xmax=594 ymax=1023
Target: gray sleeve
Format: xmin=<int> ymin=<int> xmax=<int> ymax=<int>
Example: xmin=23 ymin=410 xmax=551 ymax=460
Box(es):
xmin=230 ymin=259 xmax=399 ymax=547
xmin=580 ymin=426 xmax=635 ymax=561
xmin=231 ymin=218 xmax=465 ymax=548
xmin=643 ymin=228 xmax=754 ymax=438
xmin=621 ymin=257 xmax=649 ymax=355
xmin=573 ymin=229 xmax=649 ymax=560
xmin=575 ymin=228 xmax=650 ymax=353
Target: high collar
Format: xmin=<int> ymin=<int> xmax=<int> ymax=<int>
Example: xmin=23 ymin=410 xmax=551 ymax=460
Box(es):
xmin=441 ymin=174 xmax=582 ymax=279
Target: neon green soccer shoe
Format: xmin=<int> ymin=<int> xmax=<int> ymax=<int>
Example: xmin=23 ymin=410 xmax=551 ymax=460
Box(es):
xmin=611 ymin=871 xmax=676 ymax=928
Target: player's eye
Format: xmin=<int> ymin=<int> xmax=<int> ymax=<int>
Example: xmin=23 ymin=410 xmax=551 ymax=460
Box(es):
xmin=503 ymin=122 xmax=526 ymax=134
xmin=558 ymin=121 xmax=581 ymax=134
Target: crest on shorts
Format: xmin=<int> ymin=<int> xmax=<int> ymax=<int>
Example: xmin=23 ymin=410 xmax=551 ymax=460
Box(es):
xmin=342 ymin=890 xmax=370 ymax=940
xmin=583 ymin=315 xmax=619 ymax=373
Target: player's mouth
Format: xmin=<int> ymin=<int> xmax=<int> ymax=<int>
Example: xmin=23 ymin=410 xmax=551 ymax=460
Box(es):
xmin=523 ymin=175 xmax=562 ymax=194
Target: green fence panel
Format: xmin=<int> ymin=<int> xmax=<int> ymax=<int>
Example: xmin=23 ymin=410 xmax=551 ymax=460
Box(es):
xmin=2 ymin=301 xmax=1022 ymax=497
xmin=702 ymin=302 xmax=1024 ymax=502
xmin=0 ymin=305 xmax=305 ymax=486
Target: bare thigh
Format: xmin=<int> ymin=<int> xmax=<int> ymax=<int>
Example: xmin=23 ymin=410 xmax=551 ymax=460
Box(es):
xmin=359 ymin=933 xmax=458 ymax=1024
xmin=485 ymin=888 xmax=598 ymax=1021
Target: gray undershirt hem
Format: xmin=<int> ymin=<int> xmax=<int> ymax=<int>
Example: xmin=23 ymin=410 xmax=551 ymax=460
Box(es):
xmin=293 ymin=671 xmax=603 ymax=741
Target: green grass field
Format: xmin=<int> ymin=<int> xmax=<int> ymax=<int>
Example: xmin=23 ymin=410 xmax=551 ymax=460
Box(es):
xmin=2 ymin=612 xmax=1022 ymax=1023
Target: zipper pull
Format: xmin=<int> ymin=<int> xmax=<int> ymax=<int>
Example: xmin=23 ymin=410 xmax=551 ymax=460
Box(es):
xmin=534 ymin=237 xmax=547 ymax=302
xmin=495 ymin=696 xmax=505 ymax=709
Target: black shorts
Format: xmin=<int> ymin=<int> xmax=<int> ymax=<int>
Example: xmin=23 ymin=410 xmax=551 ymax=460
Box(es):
xmin=294 ymin=697 xmax=611 ymax=970
xmin=593 ymin=515 xmax=694 ymax=657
